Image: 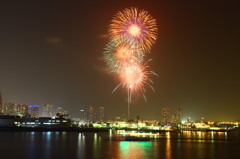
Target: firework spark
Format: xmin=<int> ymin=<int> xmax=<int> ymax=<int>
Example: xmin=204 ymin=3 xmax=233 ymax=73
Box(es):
xmin=104 ymin=39 xmax=144 ymax=72
xmin=120 ymin=64 xmax=145 ymax=90
xmin=109 ymin=7 xmax=157 ymax=53
xmin=112 ymin=60 xmax=158 ymax=102
xmin=103 ymin=7 xmax=158 ymax=119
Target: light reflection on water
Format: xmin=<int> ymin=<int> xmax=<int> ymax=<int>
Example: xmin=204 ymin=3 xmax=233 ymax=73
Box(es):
xmin=119 ymin=141 xmax=152 ymax=159
xmin=43 ymin=131 xmax=52 ymax=158
xmin=166 ymin=132 xmax=172 ymax=159
xmin=0 ymin=130 xmax=239 ymax=159
xmin=77 ymin=133 xmax=85 ymax=158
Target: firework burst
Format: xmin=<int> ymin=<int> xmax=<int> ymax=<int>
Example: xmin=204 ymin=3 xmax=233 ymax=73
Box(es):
xmin=104 ymin=39 xmax=144 ymax=72
xmin=120 ymin=63 xmax=146 ymax=91
xmin=109 ymin=7 xmax=157 ymax=53
xmin=112 ymin=60 xmax=158 ymax=102
xmin=103 ymin=7 xmax=158 ymax=119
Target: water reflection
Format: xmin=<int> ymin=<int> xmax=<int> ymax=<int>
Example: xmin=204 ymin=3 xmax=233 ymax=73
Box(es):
xmin=93 ymin=133 xmax=98 ymax=158
xmin=211 ymin=131 xmax=215 ymax=143
xmin=119 ymin=141 xmax=152 ymax=159
xmin=42 ymin=132 xmax=52 ymax=159
xmin=77 ymin=133 xmax=85 ymax=158
xmin=166 ymin=132 xmax=172 ymax=159
xmin=181 ymin=131 xmax=229 ymax=142
xmin=0 ymin=130 xmax=239 ymax=159
xmin=225 ymin=132 xmax=227 ymax=139
xmin=109 ymin=129 xmax=112 ymax=137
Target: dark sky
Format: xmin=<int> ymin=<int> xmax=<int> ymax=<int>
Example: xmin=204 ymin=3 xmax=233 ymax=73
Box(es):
xmin=0 ymin=1 xmax=239 ymax=121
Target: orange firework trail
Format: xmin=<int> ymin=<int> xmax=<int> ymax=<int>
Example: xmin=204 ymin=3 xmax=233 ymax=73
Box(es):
xmin=103 ymin=7 xmax=158 ymax=119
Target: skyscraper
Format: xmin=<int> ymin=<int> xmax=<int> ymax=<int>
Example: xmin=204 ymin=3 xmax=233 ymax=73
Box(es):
xmin=80 ymin=109 xmax=87 ymax=122
xmin=17 ymin=104 xmax=29 ymax=116
xmin=88 ymin=106 xmax=94 ymax=122
xmin=56 ymin=107 xmax=68 ymax=117
xmin=57 ymin=107 xmax=64 ymax=115
xmin=0 ymin=92 xmax=3 ymax=113
xmin=0 ymin=92 xmax=2 ymax=106
xmin=99 ymin=106 xmax=105 ymax=121
xmin=161 ymin=107 xmax=170 ymax=124
xmin=4 ymin=102 xmax=18 ymax=114
xmin=175 ymin=107 xmax=182 ymax=124
xmin=42 ymin=104 xmax=53 ymax=117
xmin=28 ymin=105 xmax=40 ymax=118
xmin=169 ymin=114 xmax=176 ymax=123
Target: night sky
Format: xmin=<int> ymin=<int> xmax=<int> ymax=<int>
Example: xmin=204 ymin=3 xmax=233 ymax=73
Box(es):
xmin=0 ymin=1 xmax=239 ymax=121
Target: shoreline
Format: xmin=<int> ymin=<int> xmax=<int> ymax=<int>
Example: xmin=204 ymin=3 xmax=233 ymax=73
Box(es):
xmin=0 ymin=127 xmax=234 ymax=132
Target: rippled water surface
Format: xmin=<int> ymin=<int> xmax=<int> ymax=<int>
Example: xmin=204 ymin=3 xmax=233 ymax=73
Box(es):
xmin=0 ymin=130 xmax=239 ymax=159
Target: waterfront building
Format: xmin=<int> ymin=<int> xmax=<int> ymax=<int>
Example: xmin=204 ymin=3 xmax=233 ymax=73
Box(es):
xmin=169 ymin=114 xmax=176 ymax=123
xmin=93 ymin=110 xmax=98 ymax=121
xmin=0 ymin=102 xmax=29 ymax=117
xmin=79 ymin=109 xmax=87 ymax=122
xmin=4 ymin=102 xmax=18 ymax=115
xmin=0 ymin=92 xmax=3 ymax=114
xmin=88 ymin=106 xmax=94 ymax=122
xmin=194 ymin=122 xmax=210 ymax=129
xmin=175 ymin=107 xmax=182 ymax=124
xmin=56 ymin=107 xmax=68 ymax=118
xmin=17 ymin=104 xmax=29 ymax=116
xmin=28 ymin=105 xmax=40 ymax=118
xmin=41 ymin=104 xmax=53 ymax=117
xmin=19 ymin=117 xmax=71 ymax=128
xmin=57 ymin=107 xmax=64 ymax=114
xmin=161 ymin=107 xmax=170 ymax=124
xmin=0 ymin=115 xmax=71 ymax=128
xmin=0 ymin=115 xmax=20 ymax=127
xmin=99 ymin=106 xmax=105 ymax=121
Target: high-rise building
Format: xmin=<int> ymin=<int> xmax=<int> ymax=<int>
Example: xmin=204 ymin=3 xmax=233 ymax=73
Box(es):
xmin=99 ymin=106 xmax=105 ymax=121
xmin=57 ymin=107 xmax=64 ymax=115
xmin=80 ymin=109 xmax=84 ymax=121
xmin=175 ymin=107 xmax=182 ymax=124
xmin=4 ymin=102 xmax=18 ymax=114
xmin=56 ymin=107 xmax=68 ymax=117
xmin=28 ymin=105 xmax=40 ymax=118
xmin=17 ymin=104 xmax=29 ymax=116
xmin=0 ymin=92 xmax=3 ymax=114
xmin=161 ymin=107 xmax=170 ymax=124
xmin=80 ymin=109 xmax=87 ymax=121
xmin=88 ymin=106 xmax=94 ymax=122
xmin=93 ymin=111 xmax=98 ymax=121
xmin=42 ymin=104 xmax=53 ymax=117
xmin=169 ymin=114 xmax=176 ymax=123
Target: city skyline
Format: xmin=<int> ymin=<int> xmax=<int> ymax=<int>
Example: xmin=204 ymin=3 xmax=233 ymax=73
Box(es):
xmin=0 ymin=1 xmax=239 ymax=120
